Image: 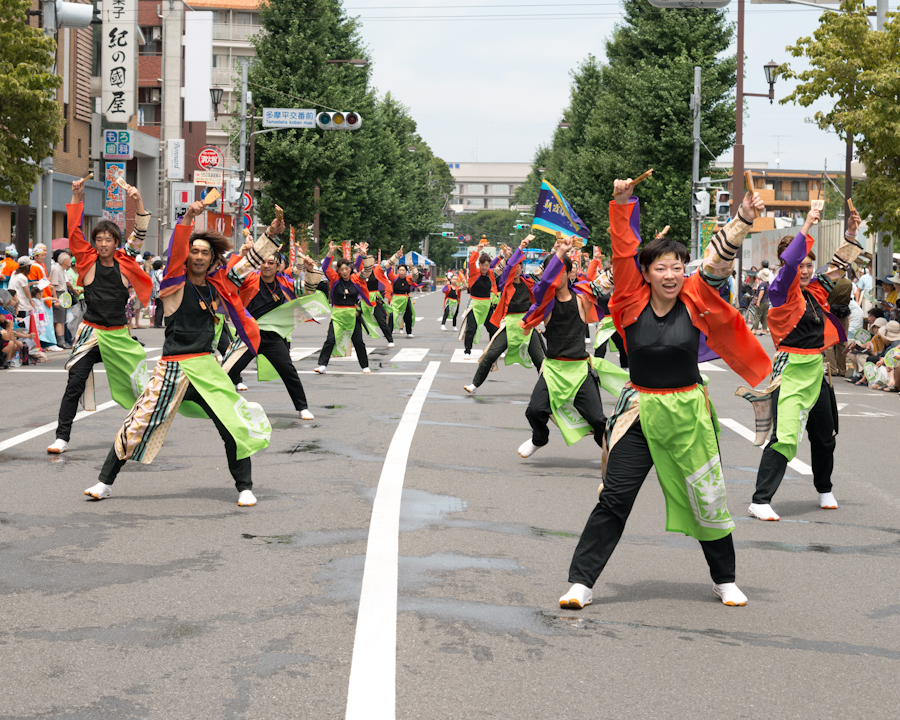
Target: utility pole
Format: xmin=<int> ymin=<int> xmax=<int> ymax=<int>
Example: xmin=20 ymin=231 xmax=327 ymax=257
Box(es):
xmin=690 ymin=66 xmax=702 ymax=261
xmin=874 ymin=0 xmax=893 ymax=283
xmin=237 ymin=60 xmax=248 ymax=245
xmin=38 ymin=1 xmax=59 ymax=249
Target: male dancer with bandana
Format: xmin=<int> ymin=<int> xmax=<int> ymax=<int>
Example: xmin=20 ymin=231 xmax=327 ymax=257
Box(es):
xmin=48 ymin=178 xmax=152 ymax=454
xmin=84 ymin=200 xmax=283 ymax=507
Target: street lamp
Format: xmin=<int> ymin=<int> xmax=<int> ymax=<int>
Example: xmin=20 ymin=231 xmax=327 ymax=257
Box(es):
xmin=209 ymin=87 xmax=224 ymax=120
xmin=558 ymin=122 xmax=571 ymax=129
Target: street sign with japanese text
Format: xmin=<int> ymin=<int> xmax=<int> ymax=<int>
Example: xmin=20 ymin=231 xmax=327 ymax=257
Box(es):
xmin=193 ymin=170 xmax=223 ymax=186
xmin=102 ymin=130 xmax=132 ymax=160
xmin=196 ymin=145 xmax=224 ymax=170
xmin=101 ymin=0 xmax=136 ymax=123
xmin=262 ymin=108 xmax=317 ymax=128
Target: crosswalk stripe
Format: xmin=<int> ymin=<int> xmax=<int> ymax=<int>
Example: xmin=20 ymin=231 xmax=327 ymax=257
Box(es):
xmin=390 ymin=348 xmax=429 ymax=362
xmin=450 ymin=348 xmax=479 ymax=363
xmin=719 ymin=418 xmax=812 ymax=475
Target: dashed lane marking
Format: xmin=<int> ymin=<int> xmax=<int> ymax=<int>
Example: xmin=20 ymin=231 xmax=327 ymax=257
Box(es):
xmin=390 ymin=348 xmax=429 ymax=362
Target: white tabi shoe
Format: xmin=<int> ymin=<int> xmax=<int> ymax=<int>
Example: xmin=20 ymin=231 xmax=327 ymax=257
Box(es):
xmin=314 ymin=365 xmax=327 ymax=374
xmin=237 ymin=490 xmax=257 ymax=507
xmin=387 ymin=342 xmax=395 ymax=348
xmin=518 ymin=439 xmax=540 ymax=458
xmin=559 ymin=583 xmax=592 ymax=609
xmin=452 ymin=326 xmax=457 ymax=331
xmin=748 ymin=503 xmax=780 ymax=521
xmin=440 ymin=324 xmax=447 ymax=331
xmin=47 ymin=439 xmax=68 ymax=454
xmin=235 ymin=382 xmax=249 ymax=392
xmin=714 ymin=582 xmax=748 ymax=606
xmin=406 ymin=333 xmax=415 ymax=338
xmin=84 ymin=482 xmax=112 ymax=500
xmin=362 ymin=367 xmax=371 ymax=374
xmin=300 ymin=409 xmax=315 ymax=420
xmin=818 ymin=492 xmax=838 ymax=509
xmin=463 ymin=384 xmax=476 ymax=394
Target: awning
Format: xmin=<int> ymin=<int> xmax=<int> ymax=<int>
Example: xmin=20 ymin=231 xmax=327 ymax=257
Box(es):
xmin=401 ymin=250 xmax=434 ymax=266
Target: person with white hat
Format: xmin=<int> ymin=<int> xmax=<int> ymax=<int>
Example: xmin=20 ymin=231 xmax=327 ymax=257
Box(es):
xmin=866 ymin=320 xmax=900 ymax=391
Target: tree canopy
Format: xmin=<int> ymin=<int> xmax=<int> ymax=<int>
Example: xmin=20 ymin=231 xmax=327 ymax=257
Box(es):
xmin=779 ymin=0 xmax=900 ymax=238
xmin=0 ymin=0 xmax=64 ymax=204
xmin=514 ymin=0 xmax=736 ymax=252
xmin=245 ymin=0 xmax=451 ymax=256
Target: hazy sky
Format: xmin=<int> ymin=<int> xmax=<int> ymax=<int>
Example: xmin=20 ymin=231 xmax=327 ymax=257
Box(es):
xmin=346 ymin=0 xmax=892 ymax=173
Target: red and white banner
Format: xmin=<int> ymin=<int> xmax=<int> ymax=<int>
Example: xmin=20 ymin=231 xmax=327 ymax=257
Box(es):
xmin=341 ymin=241 xmax=351 ymax=260
xmin=289 ymin=226 xmax=296 ymax=266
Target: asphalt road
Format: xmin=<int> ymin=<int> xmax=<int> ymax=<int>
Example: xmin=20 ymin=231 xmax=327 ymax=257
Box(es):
xmin=1 ymin=290 xmax=898 ymax=720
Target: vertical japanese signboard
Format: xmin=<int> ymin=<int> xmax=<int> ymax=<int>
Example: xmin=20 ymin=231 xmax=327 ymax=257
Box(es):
xmin=104 ymin=162 xmax=126 ymax=232
xmin=102 ymin=0 xmax=136 ymax=123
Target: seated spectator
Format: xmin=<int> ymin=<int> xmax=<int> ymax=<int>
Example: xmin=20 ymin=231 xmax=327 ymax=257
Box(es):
xmin=1 ymin=314 xmax=35 ymax=368
xmin=847 ymin=314 xmax=887 ymax=384
xmin=866 ymin=320 xmax=900 ymax=391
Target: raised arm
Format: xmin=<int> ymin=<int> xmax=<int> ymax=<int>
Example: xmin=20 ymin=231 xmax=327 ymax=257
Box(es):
xmin=121 ymin=183 xmax=151 ymax=258
xmin=693 ymin=190 xmax=763 ymax=290
xmin=608 ymin=178 xmax=646 ymax=301
xmin=768 ymin=209 xmax=819 ymax=308
xmin=222 ymin=209 xmax=283 ymax=288
xmin=499 ymin=236 xmax=530 ymax=291
xmin=66 ymin=178 xmax=96 ymax=271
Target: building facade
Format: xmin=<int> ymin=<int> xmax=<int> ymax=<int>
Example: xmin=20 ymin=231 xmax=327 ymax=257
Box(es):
xmin=448 ymin=162 xmax=531 ymax=214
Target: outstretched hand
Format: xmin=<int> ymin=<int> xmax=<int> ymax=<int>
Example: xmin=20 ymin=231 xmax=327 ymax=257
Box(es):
xmin=555 ymin=235 xmax=574 ymax=258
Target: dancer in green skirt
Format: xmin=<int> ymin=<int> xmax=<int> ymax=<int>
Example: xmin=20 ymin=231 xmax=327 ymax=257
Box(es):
xmin=560 ymin=177 xmax=770 ymax=610
xmin=464 ymin=236 xmax=544 ymax=393
xmin=746 ymin=204 xmax=863 ymax=521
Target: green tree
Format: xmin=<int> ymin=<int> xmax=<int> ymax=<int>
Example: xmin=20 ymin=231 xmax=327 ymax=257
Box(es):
xmin=779 ymin=0 xmax=900 ymax=238
xmin=246 ymin=0 xmax=450 ymax=255
xmin=515 ymin=2 xmax=736 ymax=251
xmin=0 ymin=0 xmax=64 ymax=204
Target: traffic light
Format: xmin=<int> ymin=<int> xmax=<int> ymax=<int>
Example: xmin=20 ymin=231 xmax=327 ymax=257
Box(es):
xmin=226 ymin=178 xmax=242 ymax=204
xmin=316 ymin=111 xmax=363 ymax=130
xmin=441 ymin=232 xmax=455 ymax=237
xmin=514 ymin=223 xmax=529 ymax=230
xmin=692 ymin=188 xmax=710 ymax=218
xmin=715 ymin=191 xmax=731 ymax=220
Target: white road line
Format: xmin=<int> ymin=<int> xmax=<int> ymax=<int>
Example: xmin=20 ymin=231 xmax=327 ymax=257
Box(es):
xmin=345 ymin=360 xmax=440 ymax=720
xmin=298 ymin=370 xmax=423 ymax=376
xmin=289 ymin=347 xmax=319 ymax=361
xmin=390 ymin=348 xmax=429 ymax=363
xmin=450 ymin=348 xmax=479 ymax=363
xmin=698 ymin=361 xmax=727 ymax=372
xmin=719 ymin=418 xmax=812 ymax=475
xmin=0 ymin=400 xmax=118 ymax=453
xmin=836 ymin=403 xmax=848 ymax=412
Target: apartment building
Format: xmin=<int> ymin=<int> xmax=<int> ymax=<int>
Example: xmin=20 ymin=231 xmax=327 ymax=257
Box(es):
xmin=0 ymin=2 xmax=99 ymax=250
xmin=197 ymin=0 xmax=261 ymax=169
xmin=448 ymin=163 xmax=531 ymax=214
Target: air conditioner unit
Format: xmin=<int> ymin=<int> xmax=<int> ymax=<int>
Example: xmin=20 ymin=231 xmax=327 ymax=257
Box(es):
xmin=149 ymin=26 xmax=162 ymax=41
xmin=149 ymin=88 xmax=162 ymax=104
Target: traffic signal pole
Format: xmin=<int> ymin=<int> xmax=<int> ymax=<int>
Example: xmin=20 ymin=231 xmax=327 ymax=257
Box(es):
xmin=690 ymin=66 xmax=702 ymax=261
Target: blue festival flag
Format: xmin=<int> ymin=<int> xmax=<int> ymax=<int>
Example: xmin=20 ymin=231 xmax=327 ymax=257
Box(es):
xmin=532 ymin=180 xmax=590 ymax=240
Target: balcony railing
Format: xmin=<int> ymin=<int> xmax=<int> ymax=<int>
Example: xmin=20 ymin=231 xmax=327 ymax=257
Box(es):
xmin=774 ymin=190 xmax=810 ymax=202
xmin=213 ymin=23 xmax=260 ymax=42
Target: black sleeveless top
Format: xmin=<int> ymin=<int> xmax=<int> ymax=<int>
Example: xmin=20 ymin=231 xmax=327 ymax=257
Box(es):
xmin=366 ymin=274 xmax=379 ymax=291
xmin=545 ymin=293 xmax=588 ymax=360
xmin=84 ymin=260 xmax=128 ymax=327
xmin=470 ymin=274 xmax=492 ymax=299
xmin=163 ymin=282 xmax=217 ymax=356
xmin=247 ymin=277 xmax=284 ymax=320
xmin=508 ymin=280 xmax=532 ymax=314
xmin=626 ymin=300 xmax=702 ymax=389
xmin=392 ymin=277 xmax=412 ymax=295
xmin=781 ymin=290 xmax=826 ymax=350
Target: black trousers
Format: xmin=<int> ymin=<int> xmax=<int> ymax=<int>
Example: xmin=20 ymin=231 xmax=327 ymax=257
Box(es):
xmin=525 ymin=368 xmax=606 ymax=449
xmin=464 ymin=308 xmax=497 ymax=353
xmin=569 ymin=421 xmax=736 ymax=587
xmin=472 ymin=328 xmax=544 ymax=387
xmin=753 ymin=379 xmax=836 ymax=504
xmin=227 ymin=329 xmax=308 ymax=411
xmin=98 ymin=382 xmax=252 ymax=491
xmin=153 ymin=299 xmax=165 ymax=328
xmin=374 ymin=300 xmax=393 ymax=342
xmin=441 ymin=302 xmax=459 ymax=326
xmin=594 ymin=330 xmax=628 ymax=368
xmin=56 ymin=345 xmax=103 ymax=441
xmin=318 ymin=315 xmax=369 ymax=368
